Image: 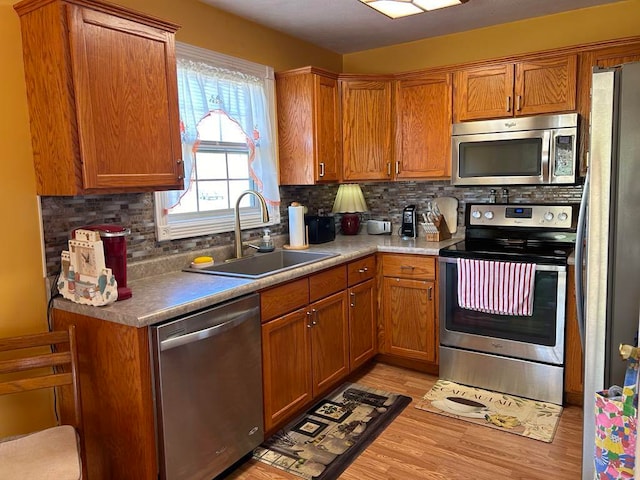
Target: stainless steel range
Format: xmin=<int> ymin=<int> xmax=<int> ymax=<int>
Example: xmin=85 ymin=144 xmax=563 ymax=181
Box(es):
xmin=438 ymin=203 xmax=578 ymax=405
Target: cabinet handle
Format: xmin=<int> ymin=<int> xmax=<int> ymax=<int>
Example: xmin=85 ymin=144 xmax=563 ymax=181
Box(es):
xmin=516 ymin=95 xmax=522 ymax=111
xmin=428 ymin=286 xmax=433 ymax=301
xmin=306 ymin=311 xmax=313 ymax=328
xmin=350 ymin=292 xmax=356 ymax=307
xmin=311 ymin=308 xmax=318 ymax=326
xmin=358 ymin=267 xmax=368 ymax=273
xmin=506 ymin=96 xmax=512 ymax=112
xmin=387 ymin=162 xmax=392 ymax=176
xmin=395 ymin=161 xmax=400 ymax=175
xmin=400 ymin=265 xmax=415 ymax=270
xmin=319 ymin=162 xmax=325 ymax=177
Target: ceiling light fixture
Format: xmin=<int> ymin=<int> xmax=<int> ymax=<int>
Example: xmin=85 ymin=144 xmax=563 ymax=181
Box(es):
xmin=360 ymin=0 xmax=468 ymax=19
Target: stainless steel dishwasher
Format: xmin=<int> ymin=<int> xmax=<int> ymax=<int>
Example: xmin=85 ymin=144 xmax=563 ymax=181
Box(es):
xmin=150 ymin=294 xmax=263 ymax=480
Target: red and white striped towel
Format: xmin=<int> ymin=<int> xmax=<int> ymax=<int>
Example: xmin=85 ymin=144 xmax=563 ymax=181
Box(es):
xmin=457 ymin=258 xmax=536 ymax=316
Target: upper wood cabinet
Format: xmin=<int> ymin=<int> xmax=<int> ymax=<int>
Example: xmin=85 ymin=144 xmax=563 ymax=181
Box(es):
xmin=15 ymin=0 xmax=184 ymax=195
xmin=453 ymin=55 xmax=577 ymax=122
xmin=275 ymin=67 xmax=341 ymax=185
xmin=394 ymin=73 xmax=452 ymax=179
xmin=341 ymin=77 xmax=394 ymax=181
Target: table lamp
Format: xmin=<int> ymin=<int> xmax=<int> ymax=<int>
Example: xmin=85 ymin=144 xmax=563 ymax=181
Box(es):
xmin=332 ymin=184 xmax=368 ymax=235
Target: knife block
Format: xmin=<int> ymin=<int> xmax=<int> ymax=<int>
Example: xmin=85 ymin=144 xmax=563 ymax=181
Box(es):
xmin=422 ymin=214 xmax=451 ymax=242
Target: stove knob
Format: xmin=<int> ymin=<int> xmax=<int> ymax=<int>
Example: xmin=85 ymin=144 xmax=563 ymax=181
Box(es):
xmin=558 ymin=212 xmax=568 ymax=222
xmin=484 ymin=211 xmax=494 ymax=220
xmin=472 ymin=210 xmax=482 ymax=219
xmin=544 ymin=212 xmax=555 ymax=221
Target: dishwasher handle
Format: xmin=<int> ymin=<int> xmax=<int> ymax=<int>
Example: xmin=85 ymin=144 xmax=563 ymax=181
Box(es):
xmin=159 ymin=309 xmax=255 ymax=351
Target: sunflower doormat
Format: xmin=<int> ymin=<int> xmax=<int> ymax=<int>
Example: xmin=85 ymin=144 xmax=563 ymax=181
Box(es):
xmin=415 ymin=379 xmax=563 ymax=443
xmin=253 ymin=383 xmax=411 ymax=479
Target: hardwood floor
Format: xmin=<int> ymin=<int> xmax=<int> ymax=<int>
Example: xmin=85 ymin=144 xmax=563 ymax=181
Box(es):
xmin=227 ymin=362 xmax=583 ymax=480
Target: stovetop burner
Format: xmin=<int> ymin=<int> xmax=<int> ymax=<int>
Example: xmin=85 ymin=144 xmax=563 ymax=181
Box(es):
xmin=439 ymin=203 xmax=579 ymax=265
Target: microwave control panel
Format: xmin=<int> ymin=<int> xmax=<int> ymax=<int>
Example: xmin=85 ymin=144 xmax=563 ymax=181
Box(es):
xmin=467 ymin=204 xmax=574 ymax=229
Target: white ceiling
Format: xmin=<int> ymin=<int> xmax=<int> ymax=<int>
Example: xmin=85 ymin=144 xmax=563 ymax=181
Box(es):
xmin=198 ymin=0 xmax=622 ymax=54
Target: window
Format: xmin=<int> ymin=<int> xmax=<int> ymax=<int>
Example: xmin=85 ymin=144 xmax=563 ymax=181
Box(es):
xmin=155 ymin=43 xmax=280 ymax=241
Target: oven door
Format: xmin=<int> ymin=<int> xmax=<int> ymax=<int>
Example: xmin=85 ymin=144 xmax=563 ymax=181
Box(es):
xmin=439 ymin=257 xmax=566 ymax=365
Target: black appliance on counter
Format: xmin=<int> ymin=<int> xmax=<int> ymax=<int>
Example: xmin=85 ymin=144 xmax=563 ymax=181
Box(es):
xmin=438 ymin=202 xmax=578 ymax=405
xmin=305 ymin=215 xmax=336 ymax=244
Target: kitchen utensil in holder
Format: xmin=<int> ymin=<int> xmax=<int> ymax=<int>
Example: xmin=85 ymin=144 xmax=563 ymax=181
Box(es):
xmin=420 ymin=214 xmax=452 ymax=242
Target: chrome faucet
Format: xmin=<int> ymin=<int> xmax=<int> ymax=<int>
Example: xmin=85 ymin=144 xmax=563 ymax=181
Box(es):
xmin=233 ymin=190 xmax=269 ymax=259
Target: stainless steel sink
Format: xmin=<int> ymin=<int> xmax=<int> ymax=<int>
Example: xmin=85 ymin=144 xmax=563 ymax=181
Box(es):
xmin=183 ymin=250 xmax=340 ymax=279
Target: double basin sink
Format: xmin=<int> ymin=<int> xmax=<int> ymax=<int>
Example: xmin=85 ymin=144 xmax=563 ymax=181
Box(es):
xmin=184 ymin=250 xmax=339 ymax=279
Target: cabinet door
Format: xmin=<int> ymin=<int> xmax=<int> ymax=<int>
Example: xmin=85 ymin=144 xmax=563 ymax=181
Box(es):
xmin=310 ymin=291 xmax=349 ymax=396
xmin=515 ymin=55 xmax=577 ymax=116
xmin=69 ymin=6 xmax=183 ymax=190
xmin=453 ymin=64 xmax=514 ymax=122
xmin=276 ymin=70 xmax=340 ymax=185
xmin=342 ymin=79 xmax=393 ymax=181
xmin=262 ymin=309 xmax=312 ymax=431
xmin=314 ymin=75 xmax=341 ymax=182
xmin=395 ymin=74 xmax=452 ymax=179
xmin=348 ymin=278 xmax=377 ymax=371
xmin=382 ymin=277 xmax=436 ymax=362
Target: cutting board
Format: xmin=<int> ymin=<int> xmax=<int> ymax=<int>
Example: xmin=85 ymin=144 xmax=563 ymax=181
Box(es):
xmin=434 ymin=197 xmax=459 ymax=234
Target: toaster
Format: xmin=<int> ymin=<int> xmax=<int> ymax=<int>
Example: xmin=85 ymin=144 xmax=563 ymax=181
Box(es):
xmin=367 ymin=220 xmax=392 ymax=235
xmin=305 ymin=215 xmax=336 ymax=244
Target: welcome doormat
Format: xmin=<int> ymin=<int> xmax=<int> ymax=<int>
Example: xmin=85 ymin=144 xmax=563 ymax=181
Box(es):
xmin=253 ymin=383 xmax=411 ymax=479
xmin=415 ymin=379 xmax=563 ymax=443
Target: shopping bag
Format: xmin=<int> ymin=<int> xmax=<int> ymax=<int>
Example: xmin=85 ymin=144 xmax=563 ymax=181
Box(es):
xmin=594 ymin=354 xmax=638 ymax=480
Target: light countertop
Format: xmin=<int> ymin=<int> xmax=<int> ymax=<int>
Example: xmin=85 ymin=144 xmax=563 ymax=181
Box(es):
xmin=52 ymin=234 xmax=461 ymax=328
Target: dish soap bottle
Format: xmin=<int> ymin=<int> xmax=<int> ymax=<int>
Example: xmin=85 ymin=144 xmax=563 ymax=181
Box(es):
xmin=259 ymin=228 xmax=275 ymax=252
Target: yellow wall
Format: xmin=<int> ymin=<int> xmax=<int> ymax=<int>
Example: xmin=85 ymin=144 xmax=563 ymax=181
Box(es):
xmin=344 ymin=0 xmax=640 ymax=73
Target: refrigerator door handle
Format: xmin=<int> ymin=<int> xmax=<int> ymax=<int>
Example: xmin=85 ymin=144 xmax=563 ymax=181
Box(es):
xmin=575 ymin=167 xmax=590 ymax=350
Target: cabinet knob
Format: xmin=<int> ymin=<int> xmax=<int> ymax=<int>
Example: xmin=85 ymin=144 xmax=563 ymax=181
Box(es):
xmin=176 ymin=159 xmax=183 ymax=164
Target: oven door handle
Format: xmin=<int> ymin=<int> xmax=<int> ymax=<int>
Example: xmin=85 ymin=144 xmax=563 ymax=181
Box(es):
xmin=438 ymin=257 xmax=566 ymax=272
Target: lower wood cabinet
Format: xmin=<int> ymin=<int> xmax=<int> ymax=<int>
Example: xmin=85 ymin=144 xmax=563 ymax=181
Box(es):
xmin=261 ymin=256 xmax=377 ymax=432
xmin=380 ymin=254 xmax=438 ymax=368
xmin=261 ymin=266 xmax=350 ymax=432
xmin=53 ymin=309 xmax=157 ymax=480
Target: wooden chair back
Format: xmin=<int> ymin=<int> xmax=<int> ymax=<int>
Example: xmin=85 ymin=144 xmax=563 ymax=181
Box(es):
xmin=0 ymin=326 xmax=82 ymax=432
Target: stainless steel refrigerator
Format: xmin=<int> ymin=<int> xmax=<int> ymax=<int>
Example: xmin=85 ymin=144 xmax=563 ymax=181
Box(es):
xmin=576 ymin=61 xmax=640 ymax=479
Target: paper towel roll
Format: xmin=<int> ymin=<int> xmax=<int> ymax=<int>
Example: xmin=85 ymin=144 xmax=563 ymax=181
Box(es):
xmin=288 ymin=205 xmax=306 ymax=247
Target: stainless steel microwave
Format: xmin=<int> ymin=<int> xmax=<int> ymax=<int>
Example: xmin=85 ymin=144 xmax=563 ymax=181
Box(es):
xmin=451 ymin=113 xmax=578 ymax=186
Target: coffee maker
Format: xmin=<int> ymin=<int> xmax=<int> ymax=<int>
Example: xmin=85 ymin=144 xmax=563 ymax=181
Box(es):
xmin=401 ymin=205 xmax=417 ymax=239
xmin=74 ymin=225 xmax=132 ymax=300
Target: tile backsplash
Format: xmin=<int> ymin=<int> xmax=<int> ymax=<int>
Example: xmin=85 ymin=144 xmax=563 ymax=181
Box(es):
xmin=41 ymin=182 xmax=583 ymax=276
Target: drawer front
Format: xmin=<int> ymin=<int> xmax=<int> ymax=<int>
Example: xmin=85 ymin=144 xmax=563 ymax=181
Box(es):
xmin=309 ymin=266 xmax=347 ymax=303
xmin=261 ymin=278 xmax=309 ymax=322
xmin=347 ymin=255 xmax=376 ymax=287
xmin=382 ymin=254 xmax=436 ymax=279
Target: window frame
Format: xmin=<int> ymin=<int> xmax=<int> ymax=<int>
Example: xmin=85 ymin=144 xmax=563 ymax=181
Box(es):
xmin=154 ymin=42 xmax=279 ymax=242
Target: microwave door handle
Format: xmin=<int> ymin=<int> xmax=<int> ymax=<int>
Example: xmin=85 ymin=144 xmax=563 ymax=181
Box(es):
xmin=542 ymin=130 xmax=551 ymax=183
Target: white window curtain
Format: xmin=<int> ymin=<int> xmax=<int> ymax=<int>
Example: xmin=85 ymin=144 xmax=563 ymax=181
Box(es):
xmin=166 ymin=56 xmax=280 ymax=209
xmin=156 ymin=42 xmax=280 ymax=240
